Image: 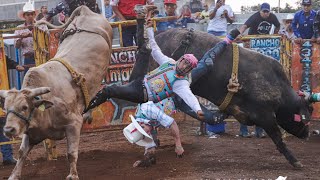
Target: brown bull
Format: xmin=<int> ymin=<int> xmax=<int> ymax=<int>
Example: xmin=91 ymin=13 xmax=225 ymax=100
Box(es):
xmin=0 ymin=6 xmax=112 ymax=180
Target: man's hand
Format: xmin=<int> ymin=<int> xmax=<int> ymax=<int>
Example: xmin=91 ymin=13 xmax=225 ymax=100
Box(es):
xmin=83 ymin=88 xmax=109 ymax=114
xmin=316 ymin=37 xmax=320 ymax=44
xmin=146 ymin=18 xmax=153 ymax=28
xmin=20 ymin=32 xmax=32 ymax=38
xmin=175 ymin=146 xmax=184 ymax=158
xmin=197 ymin=110 xmax=205 ymax=120
xmin=15 ymin=65 xmax=25 ymax=72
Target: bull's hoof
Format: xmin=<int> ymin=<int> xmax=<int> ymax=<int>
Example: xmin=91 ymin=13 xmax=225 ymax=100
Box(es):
xmin=66 ymin=174 xmax=79 ymax=180
xmin=292 ymin=161 xmax=304 ymax=168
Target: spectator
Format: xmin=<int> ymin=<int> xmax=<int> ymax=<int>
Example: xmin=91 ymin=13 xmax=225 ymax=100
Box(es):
xmin=198 ymin=3 xmax=210 ymax=24
xmin=292 ymin=0 xmax=316 ymax=44
xmin=111 ymin=0 xmax=154 ymax=47
xmin=280 ymin=14 xmax=295 ymax=40
xmin=178 ymin=4 xmax=195 ymax=28
xmin=104 ymin=0 xmax=116 ymax=22
xmin=46 ymin=0 xmax=100 ymax=22
xmin=207 ymin=0 xmax=234 ymax=36
xmin=36 ymin=5 xmax=48 ymax=20
xmin=190 ymin=0 xmax=203 ymax=13
xmin=239 ymin=2 xmax=280 ymax=36
xmin=15 ymin=1 xmax=47 ymax=74
xmin=156 ymin=0 xmax=178 ymax=33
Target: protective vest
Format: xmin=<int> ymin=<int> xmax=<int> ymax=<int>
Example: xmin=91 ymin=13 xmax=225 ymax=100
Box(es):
xmin=144 ymin=62 xmax=187 ymax=102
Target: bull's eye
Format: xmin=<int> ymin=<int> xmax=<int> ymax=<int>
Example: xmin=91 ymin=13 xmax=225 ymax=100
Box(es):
xmin=22 ymin=105 xmax=28 ymax=111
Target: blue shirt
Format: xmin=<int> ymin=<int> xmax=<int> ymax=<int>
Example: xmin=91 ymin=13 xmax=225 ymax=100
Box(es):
xmin=292 ymin=10 xmax=316 ymax=39
xmin=105 ymin=5 xmax=113 ymax=19
xmin=156 ymin=13 xmax=178 ymax=32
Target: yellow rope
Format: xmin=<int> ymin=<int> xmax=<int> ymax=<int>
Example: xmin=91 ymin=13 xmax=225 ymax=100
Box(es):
xmin=50 ymin=58 xmax=90 ymax=108
xmin=218 ymin=43 xmax=239 ymax=111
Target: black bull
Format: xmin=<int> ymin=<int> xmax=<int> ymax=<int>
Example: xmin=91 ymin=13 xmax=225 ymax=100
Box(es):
xmin=149 ymin=29 xmax=311 ymax=168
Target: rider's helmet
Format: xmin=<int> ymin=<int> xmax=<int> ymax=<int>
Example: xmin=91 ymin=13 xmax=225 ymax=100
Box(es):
xmin=176 ymin=54 xmax=198 ymax=76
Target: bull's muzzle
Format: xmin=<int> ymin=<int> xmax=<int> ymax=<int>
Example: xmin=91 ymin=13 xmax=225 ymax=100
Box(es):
xmin=3 ymin=126 xmax=17 ymax=138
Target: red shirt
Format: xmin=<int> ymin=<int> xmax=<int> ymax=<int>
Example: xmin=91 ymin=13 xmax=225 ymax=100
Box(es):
xmin=117 ymin=0 xmax=147 ymax=17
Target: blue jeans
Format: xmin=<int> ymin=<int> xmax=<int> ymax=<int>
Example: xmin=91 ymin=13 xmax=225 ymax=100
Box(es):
xmin=0 ymin=117 xmax=14 ymax=161
xmin=122 ymin=26 xmax=137 ymax=47
xmin=240 ymin=124 xmax=264 ymax=136
xmin=208 ymin=30 xmax=227 ymax=36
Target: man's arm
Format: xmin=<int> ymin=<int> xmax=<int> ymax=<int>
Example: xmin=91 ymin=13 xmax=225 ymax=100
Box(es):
xmin=147 ymin=27 xmax=171 ymax=65
xmin=5 ymin=55 xmax=18 ymax=69
xmin=169 ymin=121 xmax=184 ymax=156
xmin=272 ymin=14 xmax=281 ymax=34
xmin=292 ymin=13 xmax=301 ymax=38
xmin=112 ymin=6 xmax=126 ymax=21
xmin=172 ymin=80 xmax=201 ymax=113
xmin=238 ymin=24 xmax=248 ymax=35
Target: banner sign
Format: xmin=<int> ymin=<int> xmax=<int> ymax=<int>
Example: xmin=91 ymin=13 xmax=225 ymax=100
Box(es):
xmin=291 ymin=40 xmax=320 ymax=119
xmin=249 ymin=37 xmax=281 ymax=61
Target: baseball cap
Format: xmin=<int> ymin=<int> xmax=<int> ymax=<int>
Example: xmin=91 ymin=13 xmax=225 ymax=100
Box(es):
xmin=301 ymin=0 xmax=312 ymax=5
xmin=260 ymin=3 xmax=270 ymax=12
xmin=164 ymin=0 xmax=176 ymax=4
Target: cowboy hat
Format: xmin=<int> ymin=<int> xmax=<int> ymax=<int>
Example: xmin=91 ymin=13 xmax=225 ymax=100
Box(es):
xmin=17 ymin=0 xmax=39 ymax=20
xmin=282 ymin=14 xmax=294 ymax=22
xmin=123 ymin=115 xmax=154 ymax=147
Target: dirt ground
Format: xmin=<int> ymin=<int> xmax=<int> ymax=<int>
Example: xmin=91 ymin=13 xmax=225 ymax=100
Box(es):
xmin=0 ymin=118 xmax=319 ymax=180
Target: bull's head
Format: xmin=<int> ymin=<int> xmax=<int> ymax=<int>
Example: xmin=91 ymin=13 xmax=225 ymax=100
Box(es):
xmin=0 ymin=87 xmax=53 ymax=138
xmin=286 ymin=91 xmax=315 ymax=139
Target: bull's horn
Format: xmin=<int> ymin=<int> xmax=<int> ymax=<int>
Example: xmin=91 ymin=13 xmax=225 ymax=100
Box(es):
xmin=0 ymin=90 xmax=8 ymax=98
xmin=28 ymin=87 xmax=51 ymax=98
xmin=35 ymin=5 xmax=83 ymax=29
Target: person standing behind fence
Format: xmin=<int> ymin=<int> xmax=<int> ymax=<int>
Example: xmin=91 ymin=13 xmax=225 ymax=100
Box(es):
xmin=292 ymin=0 xmax=316 ymax=44
xmin=198 ymin=3 xmax=210 ymax=24
xmin=104 ymin=0 xmax=116 ymax=22
xmin=14 ymin=1 xmax=46 ymax=74
xmin=45 ymin=0 xmax=100 ymax=22
xmin=207 ymin=0 xmax=234 ymax=36
xmin=178 ymin=4 xmax=195 ymax=28
xmin=156 ymin=0 xmax=178 ymax=33
xmin=36 ymin=6 xmax=48 ymax=21
xmin=239 ymin=2 xmax=280 ymax=36
xmin=111 ymin=0 xmax=154 ymax=47
xmin=280 ymin=14 xmax=296 ymax=40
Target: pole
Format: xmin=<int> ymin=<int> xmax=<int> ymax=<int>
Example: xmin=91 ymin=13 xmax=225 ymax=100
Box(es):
xmin=101 ymin=0 xmax=105 ymax=17
xmin=278 ymin=0 xmax=280 ymax=13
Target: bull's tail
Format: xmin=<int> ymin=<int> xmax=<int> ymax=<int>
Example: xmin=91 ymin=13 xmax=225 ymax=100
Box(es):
xmin=35 ymin=6 xmax=84 ymax=29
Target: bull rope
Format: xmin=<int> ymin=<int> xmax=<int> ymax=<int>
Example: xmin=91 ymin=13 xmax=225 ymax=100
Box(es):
xmin=218 ymin=43 xmax=239 ymax=111
xmin=49 ymin=58 xmax=90 ymax=108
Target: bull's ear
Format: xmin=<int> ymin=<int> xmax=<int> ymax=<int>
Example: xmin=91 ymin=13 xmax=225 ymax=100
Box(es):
xmin=0 ymin=90 xmax=8 ymax=99
xmin=34 ymin=100 xmax=54 ymax=110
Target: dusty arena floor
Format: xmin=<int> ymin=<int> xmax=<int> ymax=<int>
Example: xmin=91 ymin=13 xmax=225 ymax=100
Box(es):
xmin=0 ymin=118 xmax=319 ymax=180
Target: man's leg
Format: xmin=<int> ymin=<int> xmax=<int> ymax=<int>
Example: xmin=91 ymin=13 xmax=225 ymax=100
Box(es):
xmin=122 ymin=26 xmax=135 ymax=47
xmin=191 ymin=29 xmax=240 ymax=85
xmin=129 ymin=18 xmax=151 ymax=81
xmin=0 ymin=118 xmax=16 ymax=165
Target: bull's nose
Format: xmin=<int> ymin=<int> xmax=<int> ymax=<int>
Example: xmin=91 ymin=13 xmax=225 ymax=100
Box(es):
xmin=3 ymin=126 xmax=16 ymax=137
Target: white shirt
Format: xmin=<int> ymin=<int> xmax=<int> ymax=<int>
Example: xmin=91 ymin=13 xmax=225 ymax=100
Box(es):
xmin=145 ymin=28 xmax=202 ymax=113
xmin=207 ymin=4 xmax=234 ymax=32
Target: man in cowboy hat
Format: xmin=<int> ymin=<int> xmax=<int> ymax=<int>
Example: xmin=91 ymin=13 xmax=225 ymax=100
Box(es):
xmin=280 ymin=14 xmax=296 ymax=40
xmin=123 ymin=99 xmax=183 ymax=167
xmin=14 ymin=0 xmax=47 ymax=74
